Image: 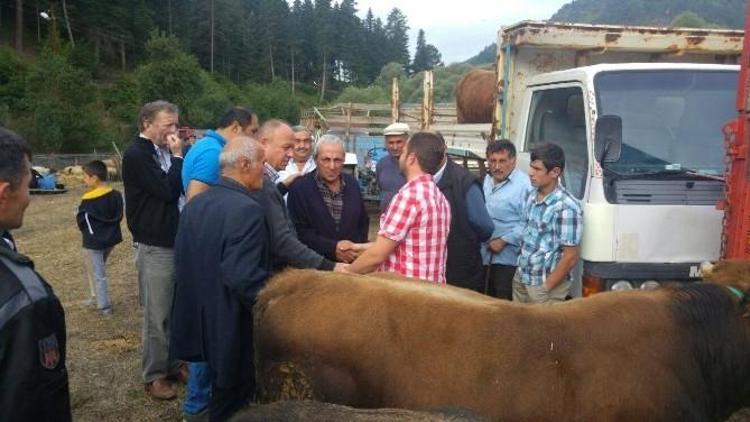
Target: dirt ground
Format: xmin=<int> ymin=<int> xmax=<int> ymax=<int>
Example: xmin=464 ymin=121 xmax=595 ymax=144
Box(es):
xmin=14 ymin=183 xmax=183 ymax=421
xmin=12 ymin=183 xmax=750 ymax=421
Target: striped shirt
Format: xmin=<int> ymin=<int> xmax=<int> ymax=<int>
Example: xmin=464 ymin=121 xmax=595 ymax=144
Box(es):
xmin=379 ymin=174 xmax=451 ymax=283
xmin=518 ymin=185 xmax=583 ymax=287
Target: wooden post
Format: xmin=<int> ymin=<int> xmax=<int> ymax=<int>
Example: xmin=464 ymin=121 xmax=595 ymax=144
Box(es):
xmin=421 ymin=70 xmax=433 ymax=130
xmin=391 ymin=77 xmax=400 ymax=123
xmin=346 ymin=102 xmax=352 ymax=149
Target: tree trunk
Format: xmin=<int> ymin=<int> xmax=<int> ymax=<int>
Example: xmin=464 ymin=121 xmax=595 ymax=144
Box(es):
xmin=291 ymin=49 xmax=296 ymax=96
xmin=319 ymin=50 xmax=327 ymax=103
xmin=36 ymin=1 xmax=41 ymax=42
xmin=61 ymin=0 xmax=74 ymax=46
xmin=15 ymin=0 xmax=23 ymax=52
xmin=167 ymin=0 xmax=173 ymax=35
xmin=120 ymin=39 xmax=126 ymax=70
xmin=94 ymin=36 xmax=100 ymax=65
xmin=209 ymin=0 xmax=214 ymax=73
xmin=269 ymin=45 xmax=275 ymax=80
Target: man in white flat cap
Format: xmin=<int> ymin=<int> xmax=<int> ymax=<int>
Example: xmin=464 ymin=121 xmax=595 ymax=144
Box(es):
xmin=376 ymin=122 xmax=409 ymax=213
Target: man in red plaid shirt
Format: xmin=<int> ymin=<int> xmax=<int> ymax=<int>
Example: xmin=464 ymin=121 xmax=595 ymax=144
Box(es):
xmin=348 ymin=132 xmax=451 ymax=283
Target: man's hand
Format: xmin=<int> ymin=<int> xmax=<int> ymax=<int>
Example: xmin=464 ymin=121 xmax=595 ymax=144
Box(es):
xmin=167 ymin=134 xmax=185 ymax=158
xmin=282 ymin=173 xmax=302 ymax=187
xmin=488 ymin=238 xmax=507 ymax=254
xmin=336 ymin=240 xmax=359 ymax=263
xmin=351 ymin=242 xmax=373 ymax=252
xmin=333 ymin=263 xmax=350 ymax=273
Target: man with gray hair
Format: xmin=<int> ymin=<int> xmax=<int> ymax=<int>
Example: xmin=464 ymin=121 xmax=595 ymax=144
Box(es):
xmin=257 ymin=120 xmax=344 ymax=271
xmin=172 ymin=136 xmax=269 ymax=421
xmin=287 ymin=134 xmax=369 ymax=263
xmin=122 ymin=100 xmax=186 ymax=400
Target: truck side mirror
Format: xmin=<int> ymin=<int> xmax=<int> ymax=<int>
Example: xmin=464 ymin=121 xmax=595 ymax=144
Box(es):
xmin=595 ymin=115 xmax=622 ymax=163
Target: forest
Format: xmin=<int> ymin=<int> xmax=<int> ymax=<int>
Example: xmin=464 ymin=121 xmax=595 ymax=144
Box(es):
xmin=0 ymin=0 xmax=446 ymax=152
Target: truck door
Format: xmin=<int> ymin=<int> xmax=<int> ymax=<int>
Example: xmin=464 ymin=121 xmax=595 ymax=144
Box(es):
xmin=522 ymin=85 xmax=590 ymax=200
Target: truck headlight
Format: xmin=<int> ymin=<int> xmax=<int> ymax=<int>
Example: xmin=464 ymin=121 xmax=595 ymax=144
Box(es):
xmin=611 ymin=280 xmax=634 ymax=291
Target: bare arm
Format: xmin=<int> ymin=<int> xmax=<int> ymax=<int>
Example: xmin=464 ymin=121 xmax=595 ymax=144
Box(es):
xmin=545 ymin=245 xmax=579 ymax=290
xmin=186 ymin=180 xmax=210 ymax=202
xmin=347 ymin=235 xmax=398 ymax=275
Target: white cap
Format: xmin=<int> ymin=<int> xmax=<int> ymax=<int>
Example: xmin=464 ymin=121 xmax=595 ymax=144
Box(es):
xmin=383 ymin=122 xmax=410 ymax=136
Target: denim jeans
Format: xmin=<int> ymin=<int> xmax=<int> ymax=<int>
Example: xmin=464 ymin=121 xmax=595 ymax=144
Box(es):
xmin=184 ymin=362 xmax=211 ymax=415
xmin=83 ymin=247 xmax=113 ymax=310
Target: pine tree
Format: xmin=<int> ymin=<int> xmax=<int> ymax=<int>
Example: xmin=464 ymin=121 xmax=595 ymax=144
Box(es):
xmin=384 ymin=8 xmax=409 ymax=67
xmin=411 ymin=29 xmax=443 ymax=74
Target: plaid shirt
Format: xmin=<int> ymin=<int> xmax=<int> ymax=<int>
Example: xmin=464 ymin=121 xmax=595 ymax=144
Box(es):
xmin=379 ymin=174 xmax=451 ymax=283
xmin=518 ymin=186 xmax=583 ymax=287
xmin=264 ymin=163 xmax=280 ymax=184
xmin=315 ymin=172 xmax=345 ymax=230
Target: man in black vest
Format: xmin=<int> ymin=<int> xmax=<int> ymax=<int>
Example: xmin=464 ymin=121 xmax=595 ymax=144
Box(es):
xmin=434 ymin=138 xmax=494 ymax=292
xmin=0 ymin=127 xmax=71 ymax=421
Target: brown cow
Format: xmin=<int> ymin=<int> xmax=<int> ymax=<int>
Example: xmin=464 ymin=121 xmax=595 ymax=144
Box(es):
xmin=455 ymin=69 xmax=497 ymax=124
xmin=254 ymin=269 xmax=750 ymax=421
xmin=231 ymin=400 xmax=487 ymax=422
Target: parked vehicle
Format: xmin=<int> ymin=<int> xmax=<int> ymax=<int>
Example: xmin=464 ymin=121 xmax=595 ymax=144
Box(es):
xmin=495 ymin=21 xmax=743 ymax=295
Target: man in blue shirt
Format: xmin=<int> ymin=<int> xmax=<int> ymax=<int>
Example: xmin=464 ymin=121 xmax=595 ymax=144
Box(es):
xmin=182 ymin=107 xmax=258 ymax=200
xmin=482 ymin=140 xmax=533 ymax=300
xmin=516 ymin=143 xmax=583 ymax=304
xmin=179 ymin=106 xmax=257 ymax=421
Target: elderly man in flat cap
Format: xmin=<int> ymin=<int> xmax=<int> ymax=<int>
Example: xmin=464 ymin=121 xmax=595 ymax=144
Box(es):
xmin=376 ymin=122 xmax=410 ymax=213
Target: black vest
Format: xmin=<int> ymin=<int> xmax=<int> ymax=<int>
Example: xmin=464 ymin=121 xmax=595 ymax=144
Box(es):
xmin=437 ymin=160 xmax=485 ymax=292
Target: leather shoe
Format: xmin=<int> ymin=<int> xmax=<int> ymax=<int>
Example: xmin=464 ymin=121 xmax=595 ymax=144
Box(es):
xmin=145 ymin=378 xmax=176 ymax=400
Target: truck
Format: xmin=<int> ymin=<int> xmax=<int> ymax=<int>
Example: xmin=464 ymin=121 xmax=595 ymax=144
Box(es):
xmin=494 ymin=21 xmax=744 ymax=295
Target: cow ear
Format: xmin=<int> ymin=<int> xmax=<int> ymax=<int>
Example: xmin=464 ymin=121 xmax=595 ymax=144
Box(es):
xmin=702 ymin=260 xmax=750 ymax=292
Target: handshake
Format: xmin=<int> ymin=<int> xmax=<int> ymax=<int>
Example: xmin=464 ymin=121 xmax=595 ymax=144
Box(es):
xmin=335 ymin=240 xmax=371 ymax=264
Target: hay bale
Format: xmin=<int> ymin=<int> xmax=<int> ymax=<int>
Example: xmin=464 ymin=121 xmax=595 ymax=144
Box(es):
xmin=455 ymin=69 xmax=497 ymax=124
xmin=231 ymin=400 xmax=488 ymax=422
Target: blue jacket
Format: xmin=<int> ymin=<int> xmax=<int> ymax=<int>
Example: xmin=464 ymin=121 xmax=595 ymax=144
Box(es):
xmin=170 ymin=177 xmax=270 ymax=389
xmin=287 ymin=172 xmax=369 ymax=261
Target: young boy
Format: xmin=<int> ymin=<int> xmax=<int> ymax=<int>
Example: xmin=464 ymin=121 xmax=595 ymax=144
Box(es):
xmin=76 ymin=160 xmax=123 ymax=315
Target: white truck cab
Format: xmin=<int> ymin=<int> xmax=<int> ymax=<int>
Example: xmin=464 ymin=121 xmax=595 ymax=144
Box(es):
xmin=513 ymin=63 xmax=738 ymax=294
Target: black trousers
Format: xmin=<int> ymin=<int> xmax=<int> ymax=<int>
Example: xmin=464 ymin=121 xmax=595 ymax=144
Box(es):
xmin=485 ymin=264 xmax=516 ymax=300
xmin=210 ymin=380 xmax=254 ymax=422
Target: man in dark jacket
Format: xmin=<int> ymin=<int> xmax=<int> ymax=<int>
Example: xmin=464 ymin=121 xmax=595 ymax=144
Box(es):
xmin=0 ymin=127 xmax=71 ymax=421
xmin=257 ymin=120 xmax=344 ymax=272
xmin=172 ymin=136 xmax=270 ymax=422
xmin=122 ymin=100 xmax=186 ymax=400
xmin=287 ymin=134 xmax=369 ymax=262
xmin=434 ymin=145 xmax=494 ymax=293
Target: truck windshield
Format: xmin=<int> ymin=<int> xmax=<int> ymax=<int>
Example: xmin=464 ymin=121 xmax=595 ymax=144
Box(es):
xmin=595 ymin=70 xmax=737 ymax=176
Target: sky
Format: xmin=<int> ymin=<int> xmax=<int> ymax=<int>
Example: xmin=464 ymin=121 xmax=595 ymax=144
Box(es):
xmin=352 ymin=0 xmax=572 ymax=64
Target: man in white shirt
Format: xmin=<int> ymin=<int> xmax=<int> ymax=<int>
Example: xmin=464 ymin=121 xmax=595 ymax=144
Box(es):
xmin=277 ymin=126 xmax=316 ymax=194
